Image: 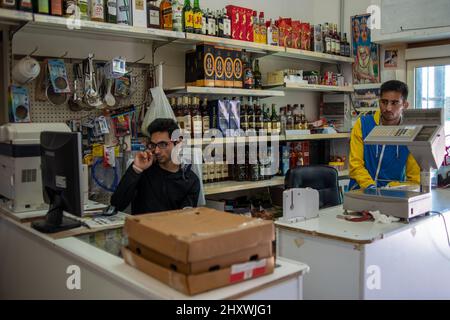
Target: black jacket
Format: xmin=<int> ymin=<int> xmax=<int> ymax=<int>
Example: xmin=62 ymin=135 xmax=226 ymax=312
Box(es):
xmin=110 ymin=163 xmax=200 ymax=215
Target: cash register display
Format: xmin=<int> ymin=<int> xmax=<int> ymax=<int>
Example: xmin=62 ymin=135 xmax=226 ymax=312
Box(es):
xmin=414 ymin=126 xmax=437 ymax=142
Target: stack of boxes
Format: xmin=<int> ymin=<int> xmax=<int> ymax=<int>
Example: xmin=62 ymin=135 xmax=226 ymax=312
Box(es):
xmin=122 ymin=208 xmax=275 ymax=295
xmin=186 ymin=43 xmax=243 ymax=88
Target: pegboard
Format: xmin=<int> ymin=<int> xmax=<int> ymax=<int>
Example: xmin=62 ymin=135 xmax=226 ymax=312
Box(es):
xmin=13 ymin=57 xmax=153 ymax=124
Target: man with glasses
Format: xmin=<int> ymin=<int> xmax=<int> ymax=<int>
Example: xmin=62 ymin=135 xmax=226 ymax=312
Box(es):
xmin=111 ymin=118 xmax=200 ymax=214
xmin=348 ymin=80 xmax=420 ymax=190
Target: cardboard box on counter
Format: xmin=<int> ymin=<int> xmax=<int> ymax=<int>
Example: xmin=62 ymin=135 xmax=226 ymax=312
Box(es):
xmin=122 ymin=247 xmax=274 ymax=295
xmin=128 ymin=238 xmax=272 ymax=275
xmin=123 ymin=207 xmax=275 ymax=263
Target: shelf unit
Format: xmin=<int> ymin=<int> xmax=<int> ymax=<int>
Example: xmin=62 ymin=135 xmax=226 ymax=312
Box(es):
xmin=353 ymin=83 xmax=382 ymax=90
xmin=0 ymin=8 xmax=33 ymax=25
xmin=284 ymin=133 xmax=350 ymax=141
xmin=276 ymin=47 xmax=354 ymax=64
xmin=264 ymin=82 xmax=354 ymax=93
xmin=204 ymin=170 xmax=349 ymax=195
xmin=22 ymin=14 xmax=186 ymax=43
xmin=165 ymin=86 xmax=285 ymax=97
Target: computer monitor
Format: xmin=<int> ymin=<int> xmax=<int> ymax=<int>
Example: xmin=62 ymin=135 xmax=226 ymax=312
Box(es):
xmin=31 ymin=131 xmax=83 ymax=233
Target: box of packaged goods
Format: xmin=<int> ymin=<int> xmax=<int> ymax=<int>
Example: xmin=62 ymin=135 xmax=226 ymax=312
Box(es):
xmin=233 ymin=49 xmax=243 ymax=88
xmin=223 ymin=48 xmax=234 ymax=88
xmin=196 ymin=43 xmax=215 ymax=87
xmin=209 ymin=99 xmax=230 ymax=135
xmin=288 ymin=141 xmax=310 ymax=168
xmin=244 ymin=8 xmax=253 ymax=42
xmin=226 ymin=5 xmax=241 ymax=40
xmin=122 ymin=208 xmax=275 ymax=295
xmin=214 ymin=46 xmax=226 ymax=87
xmin=301 ymin=23 xmax=311 ymax=51
xmin=185 ymin=50 xmax=196 ymax=86
xmin=266 ymin=70 xmax=285 ymax=86
xmin=278 ymin=18 xmax=293 ymax=48
xmin=228 ymin=98 xmax=240 ymax=133
xmin=291 ymin=21 xmax=302 ymax=49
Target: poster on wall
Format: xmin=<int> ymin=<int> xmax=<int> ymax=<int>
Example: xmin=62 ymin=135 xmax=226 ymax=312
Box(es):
xmin=384 ymin=49 xmax=398 ymax=68
xmin=351 ymin=14 xmax=380 ymax=84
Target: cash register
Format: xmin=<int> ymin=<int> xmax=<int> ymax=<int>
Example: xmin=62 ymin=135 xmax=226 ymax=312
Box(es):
xmin=343 ymin=108 xmax=446 ymax=221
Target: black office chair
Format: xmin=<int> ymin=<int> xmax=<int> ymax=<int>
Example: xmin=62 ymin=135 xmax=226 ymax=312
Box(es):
xmin=285 ymin=165 xmax=342 ymax=209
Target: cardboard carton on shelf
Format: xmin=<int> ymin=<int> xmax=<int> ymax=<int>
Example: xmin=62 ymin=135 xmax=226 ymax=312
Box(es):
xmin=123 ymin=207 xmax=274 ymax=264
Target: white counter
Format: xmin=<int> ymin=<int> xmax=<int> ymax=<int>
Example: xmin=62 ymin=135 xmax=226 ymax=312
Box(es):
xmin=275 ymin=189 xmax=450 ymax=299
xmin=0 ymin=211 xmax=308 ymax=300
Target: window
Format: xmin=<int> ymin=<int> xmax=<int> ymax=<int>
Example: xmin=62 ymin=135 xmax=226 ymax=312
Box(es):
xmin=407 ymin=57 xmax=450 ymax=138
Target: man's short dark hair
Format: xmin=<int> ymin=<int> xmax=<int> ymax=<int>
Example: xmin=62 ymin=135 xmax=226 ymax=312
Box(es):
xmin=147 ymin=118 xmax=179 ymax=138
xmin=380 ymin=80 xmax=409 ymax=101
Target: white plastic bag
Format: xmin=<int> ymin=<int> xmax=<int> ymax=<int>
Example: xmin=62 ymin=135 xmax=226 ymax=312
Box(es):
xmin=141 ymin=86 xmax=176 ymax=136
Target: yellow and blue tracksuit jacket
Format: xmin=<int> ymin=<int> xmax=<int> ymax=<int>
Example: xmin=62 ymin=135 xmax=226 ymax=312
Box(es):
xmin=349 ymin=110 xmax=420 ymax=190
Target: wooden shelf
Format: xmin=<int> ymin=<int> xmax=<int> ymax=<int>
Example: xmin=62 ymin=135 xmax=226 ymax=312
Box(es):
xmin=22 ymin=14 xmax=185 ymax=43
xmin=204 ymin=170 xmax=349 ymax=195
xmin=0 ymin=9 xmax=33 ymax=25
xmin=353 ymin=83 xmax=382 ymax=90
xmin=182 ymin=33 xmax=286 ymax=54
xmin=284 ymin=133 xmax=350 ymax=141
xmin=165 ymin=86 xmax=285 ymax=97
xmin=275 ymin=47 xmax=354 ymax=64
xmin=265 ymin=82 xmax=354 ymax=93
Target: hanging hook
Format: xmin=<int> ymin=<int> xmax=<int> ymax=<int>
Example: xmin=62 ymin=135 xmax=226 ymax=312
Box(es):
xmin=28 ymin=46 xmax=39 ymax=57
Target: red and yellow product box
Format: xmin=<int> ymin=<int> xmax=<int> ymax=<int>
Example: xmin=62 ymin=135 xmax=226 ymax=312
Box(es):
xmin=245 ymin=8 xmax=253 ymax=42
xmin=291 ymin=20 xmax=302 ymax=49
xmin=278 ymin=18 xmax=292 ymax=48
xmin=226 ymin=5 xmax=241 ymax=40
xmin=301 ymin=22 xmax=311 ymax=51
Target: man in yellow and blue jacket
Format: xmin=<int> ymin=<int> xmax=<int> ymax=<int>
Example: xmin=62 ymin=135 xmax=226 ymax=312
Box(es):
xmin=349 ymin=80 xmax=420 ymax=190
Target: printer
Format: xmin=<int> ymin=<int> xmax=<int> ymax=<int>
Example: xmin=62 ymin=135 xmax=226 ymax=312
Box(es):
xmin=0 ymin=123 xmax=71 ymax=213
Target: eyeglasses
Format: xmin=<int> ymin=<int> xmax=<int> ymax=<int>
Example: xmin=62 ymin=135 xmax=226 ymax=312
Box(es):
xmin=379 ymin=99 xmax=403 ymax=107
xmin=147 ymin=141 xmax=172 ymax=151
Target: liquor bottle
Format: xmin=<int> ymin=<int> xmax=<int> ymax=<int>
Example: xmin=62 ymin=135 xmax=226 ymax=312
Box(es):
xmin=206 ymin=9 xmax=216 ymax=36
xmin=334 ymin=25 xmax=340 ymax=55
xmin=324 ymin=23 xmax=332 ymax=55
xmin=240 ymin=103 xmax=248 ymax=133
xmin=172 ymin=0 xmax=183 ymax=32
xmin=147 ymin=0 xmax=160 ymax=28
xmin=247 ymin=102 xmax=255 ymax=132
xmin=214 ymin=10 xmax=219 ymax=36
xmin=90 ymin=0 xmax=104 ymax=21
xmin=340 ymin=31 xmax=346 ymax=57
xmin=223 ymin=8 xmax=231 ymax=38
xmin=191 ymin=97 xmax=203 ymax=139
xmin=176 ymin=97 xmax=185 ymax=130
xmin=183 ymin=96 xmax=192 ymax=137
xmin=253 ymin=59 xmax=262 ymax=89
xmin=217 ymin=8 xmax=224 ymax=37
xmin=117 ymin=0 xmax=131 ymax=25
xmin=78 ymin=0 xmax=89 ymax=20
xmin=343 ymin=33 xmax=350 ymax=57
xmin=106 ymin=0 xmax=118 ymax=23
xmin=300 ymin=104 xmax=307 ymax=129
xmin=267 ymin=19 xmax=279 ymax=46
xmin=255 ymin=99 xmax=264 ymax=134
xmin=252 ymin=11 xmax=259 ymax=43
xmin=160 ymin=0 xmax=172 ymax=30
xmin=270 ymin=104 xmax=281 ymax=135
xmin=201 ymin=9 xmax=207 ymax=34
xmin=242 ymin=50 xmax=254 ymax=89
xmin=35 ymin=0 xmax=50 ymax=14
xmin=259 ymin=12 xmax=267 ymax=45
xmin=286 ymin=104 xmax=294 ymax=130
xmin=337 ymin=31 xmax=343 ymax=56
xmin=50 ymin=0 xmax=63 ymax=15
xmin=182 ymin=0 xmax=193 ymax=33
xmin=293 ymin=104 xmax=301 ymax=129
xmin=330 ymin=24 xmax=336 ymax=55
xmin=201 ymin=97 xmax=209 ymax=136
xmin=280 ymin=106 xmax=287 ymax=135
xmin=262 ymin=104 xmax=271 ymax=134
xmin=192 ymin=0 xmax=202 ymax=34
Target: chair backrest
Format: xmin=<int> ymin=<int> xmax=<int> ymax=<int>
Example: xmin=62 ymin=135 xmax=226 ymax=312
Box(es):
xmin=285 ymin=165 xmax=341 ymax=209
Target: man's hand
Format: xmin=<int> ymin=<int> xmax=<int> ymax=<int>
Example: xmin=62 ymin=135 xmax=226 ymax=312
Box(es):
xmin=133 ymin=150 xmax=154 ymax=172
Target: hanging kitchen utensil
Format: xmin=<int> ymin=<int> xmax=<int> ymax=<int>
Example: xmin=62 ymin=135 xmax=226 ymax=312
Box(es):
xmin=83 ymin=53 xmax=103 ymax=108
xmin=104 ymin=78 xmax=116 ymax=107
xmin=12 ymin=55 xmax=41 ymax=84
xmin=44 ymin=61 xmax=68 ymax=106
xmin=68 ymin=63 xmax=83 ymax=112
xmin=35 ymin=61 xmax=47 ymax=102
